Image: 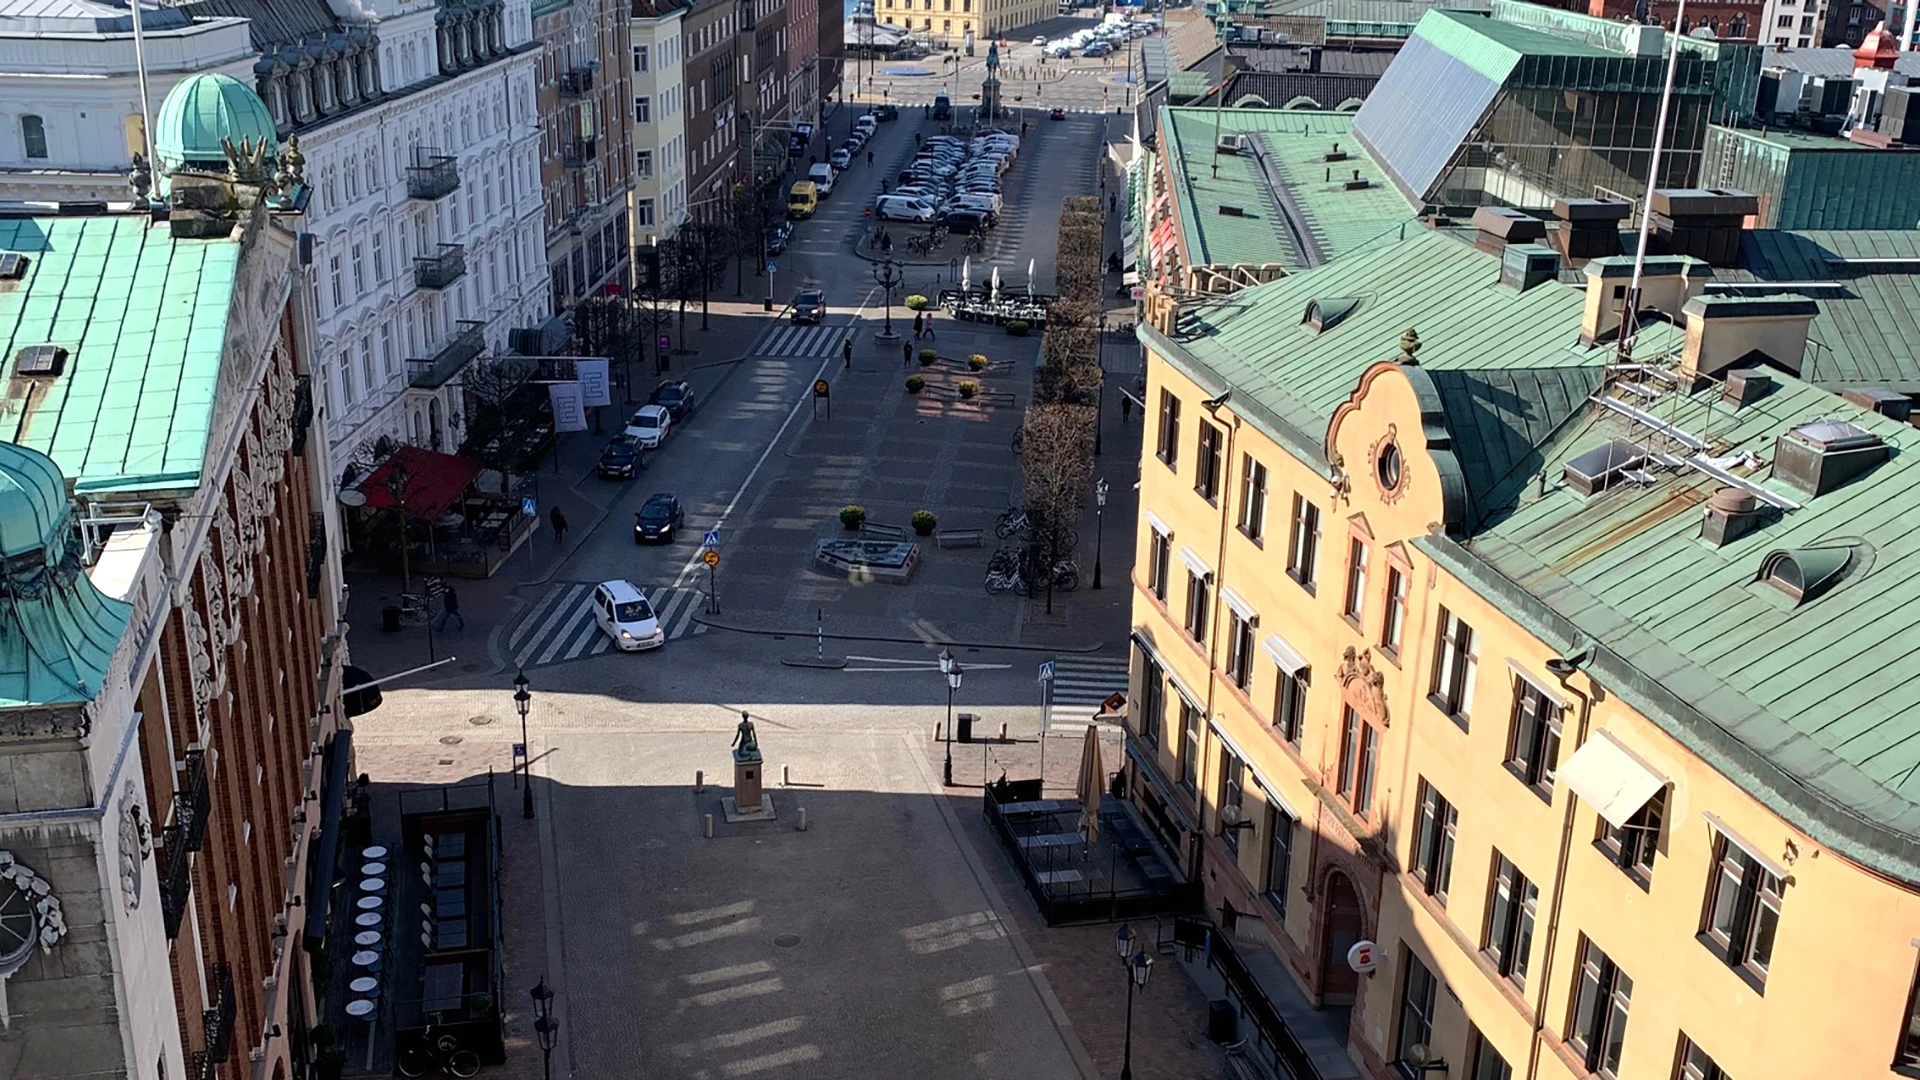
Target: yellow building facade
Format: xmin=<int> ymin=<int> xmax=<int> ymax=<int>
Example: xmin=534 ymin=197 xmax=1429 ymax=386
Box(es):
xmin=876 ymin=0 xmax=1051 ymax=46
xmin=1121 ymin=233 xmax=1920 ymax=1080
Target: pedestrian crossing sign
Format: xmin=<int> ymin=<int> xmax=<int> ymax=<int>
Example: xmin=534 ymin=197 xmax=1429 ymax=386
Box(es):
xmin=1039 ymin=660 xmax=1055 ymax=682
xmin=702 ymin=529 xmax=721 ymax=548
xmin=521 ymin=497 xmax=537 ymax=517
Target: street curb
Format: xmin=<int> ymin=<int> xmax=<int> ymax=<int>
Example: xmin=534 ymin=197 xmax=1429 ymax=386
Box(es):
xmin=779 ymin=655 xmax=849 ymax=669
xmin=692 ymin=614 xmax=1104 ymax=653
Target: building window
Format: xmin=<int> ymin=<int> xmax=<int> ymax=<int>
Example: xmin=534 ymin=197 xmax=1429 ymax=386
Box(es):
xmin=1596 ymin=788 xmax=1664 ymax=883
xmin=1484 ymin=852 xmax=1537 ymax=989
xmin=1184 ymin=567 xmax=1210 ymax=643
xmin=1470 ymin=1032 xmax=1512 ymax=1080
xmin=1504 ymin=678 xmax=1562 ymax=797
xmin=1676 ymin=1035 xmax=1733 ymax=1080
xmin=329 ymin=255 xmax=344 ymax=308
xmin=1343 ymin=538 xmax=1369 ymax=621
xmin=1396 ymin=951 xmax=1438 ymax=1070
xmin=1381 ymin=566 xmax=1408 ymax=653
xmin=635 ymin=96 xmax=652 ymax=123
xmin=1217 ymin=746 xmax=1245 ymax=853
xmin=1237 ymin=454 xmax=1266 ymax=539
xmin=20 ymin=115 xmax=47 ymax=159
xmin=1287 ymin=495 xmax=1320 ymax=588
xmin=1157 ymin=390 xmax=1180 ymax=467
xmin=1702 ymin=834 xmax=1783 ymax=983
xmin=1895 ymin=958 xmax=1920 ymax=1068
xmin=1178 ymin=697 xmax=1201 ymax=793
xmin=1430 ymin=608 xmax=1478 ymax=726
xmin=1195 ymin=421 xmax=1222 ymax=501
xmin=633 ymin=43 xmax=650 ymax=71
xmin=635 ymin=149 xmax=653 ymax=178
xmin=372 ymin=233 xmax=389 ymax=282
xmin=1336 ymin=706 xmax=1378 ymax=816
xmin=1135 ymin=644 xmax=1163 ymax=747
xmin=1411 ymin=781 xmax=1457 ymax=904
xmin=360 ymin=339 xmax=377 ymax=394
xmin=1569 ymin=937 xmax=1631 ymax=1078
xmin=1147 ymin=523 xmax=1171 ymax=601
xmin=1264 ymin=802 xmax=1293 ymax=917
xmin=636 ymin=199 xmax=655 ymax=226
xmin=1273 ymin=663 xmax=1306 ymax=745
xmin=1225 ymin=606 xmax=1255 ymax=690
xmin=351 ymin=243 xmax=367 ymax=295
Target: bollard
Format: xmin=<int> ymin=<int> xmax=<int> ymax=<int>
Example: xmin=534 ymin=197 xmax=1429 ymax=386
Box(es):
xmin=695 ymin=769 xmax=704 ymax=793
xmin=781 ymin=764 xmax=791 ymax=787
xmin=999 ymin=721 xmax=1008 ymax=742
xmin=934 ymin=722 xmax=942 ymax=742
xmin=797 ymin=807 xmax=809 ymax=832
xmin=703 ymin=813 xmax=714 ymax=839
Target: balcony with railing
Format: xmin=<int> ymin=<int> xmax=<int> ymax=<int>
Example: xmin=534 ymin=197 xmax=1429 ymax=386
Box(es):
xmin=559 ymin=66 xmax=595 ymax=98
xmin=190 ymin=961 xmax=235 ymax=1080
xmin=563 ymin=137 xmax=597 ymax=169
xmin=415 ymin=244 xmax=468 ymax=290
xmin=175 ymin=748 xmax=210 ymax=852
xmin=158 ymin=828 xmax=192 ymax=939
xmin=409 ymin=320 xmax=488 ymax=389
xmin=407 ymin=150 xmax=461 ymax=201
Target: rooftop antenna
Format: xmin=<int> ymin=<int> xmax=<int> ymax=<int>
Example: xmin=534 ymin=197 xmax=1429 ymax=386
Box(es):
xmin=1617 ymin=0 xmax=1688 ymax=366
xmin=129 ymin=0 xmax=158 ymax=196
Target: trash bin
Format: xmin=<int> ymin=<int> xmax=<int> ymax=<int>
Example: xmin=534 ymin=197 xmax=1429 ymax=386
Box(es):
xmin=381 ymin=606 xmax=402 ymax=633
xmin=956 ymin=711 xmax=976 ymax=743
xmin=1208 ymin=1000 xmax=1238 ymax=1043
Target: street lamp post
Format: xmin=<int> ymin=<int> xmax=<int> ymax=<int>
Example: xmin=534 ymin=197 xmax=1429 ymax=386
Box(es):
xmin=1114 ymin=925 xmax=1154 ymax=1080
xmin=1092 ymin=478 xmax=1109 ymax=590
xmin=531 ymin=978 xmax=558 ymax=1080
xmin=514 ymin=671 xmax=534 ymax=820
xmin=939 ymin=648 xmax=963 ymax=787
xmin=873 ymin=258 xmax=904 ymax=339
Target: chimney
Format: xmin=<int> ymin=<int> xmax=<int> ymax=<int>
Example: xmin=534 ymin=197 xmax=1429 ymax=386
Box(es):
xmin=1649 ymin=188 xmax=1760 ymax=267
xmin=1580 ymin=255 xmax=1711 ymax=345
xmin=1701 ymin=486 xmax=1763 ymax=547
xmin=1499 ymin=243 xmax=1560 ymax=292
xmin=1840 ymin=386 xmax=1913 ymax=421
xmin=1679 ymin=294 xmax=1818 ymax=382
xmin=1552 ymin=197 xmax=1630 ymax=260
xmin=1471 ymin=206 xmax=1546 ymax=258
xmin=1723 ymin=368 xmax=1774 ymax=409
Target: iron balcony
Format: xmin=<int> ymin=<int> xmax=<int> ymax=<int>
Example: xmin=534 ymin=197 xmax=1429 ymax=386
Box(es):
xmin=559 ymin=67 xmax=595 ymax=98
xmin=415 ymin=244 xmax=468 ymax=290
xmin=564 ymin=137 xmax=598 ymax=169
xmin=408 ymin=320 xmax=488 ymax=389
xmin=406 ymin=152 xmax=461 ymax=201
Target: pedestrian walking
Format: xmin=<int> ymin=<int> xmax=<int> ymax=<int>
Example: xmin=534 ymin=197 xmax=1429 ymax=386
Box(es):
xmin=435 ymin=584 xmax=465 ymax=630
xmin=867 ymin=149 xmax=875 ymax=166
xmin=913 ymin=311 xmax=925 ymax=339
xmin=922 ymin=308 xmax=936 ymax=340
xmin=1108 ymin=193 xmax=1117 ymax=215
xmin=549 ymin=505 xmax=569 ymax=546
xmin=903 ymin=340 xmax=914 ymax=368
xmin=843 ymin=337 xmax=854 ymax=368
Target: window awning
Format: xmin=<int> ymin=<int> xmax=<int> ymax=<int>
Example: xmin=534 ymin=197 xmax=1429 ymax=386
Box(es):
xmin=1131 ymin=630 xmax=1203 ymax=709
xmin=1559 ymin=730 xmax=1667 ymax=829
xmin=1179 ymin=546 xmax=1211 ymax=578
xmin=1220 ymin=587 xmax=1256 ymax=622
xmin=1702 ymin=812 xmax=1791 ymax=880
xmin=1208 ymin=719 xmax=1301 ymax=819
xmin=1262 ymin=634 xmax=1308 ymax=675
xmin=1145 ymin=509 xmax=1170 ymax=535
xmin=1505 ymin=659 xmax=1570 ymax=711
xmin=355 ymin=446 xmax=484 ymax=522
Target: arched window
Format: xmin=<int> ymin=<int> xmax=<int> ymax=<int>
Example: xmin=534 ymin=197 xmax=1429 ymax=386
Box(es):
xmin=20 ymin=115 xmax=47 ymax=160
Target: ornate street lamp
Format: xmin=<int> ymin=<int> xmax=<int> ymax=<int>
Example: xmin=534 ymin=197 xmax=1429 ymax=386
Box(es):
xmin=1092 ymin=479 xmax=1110 ymax=590
xmin=942 ymin=655 xmax=964 ymax=788
xmin=514 ymin=671 xmax=534 ymax=820
xmin=1114 ymin=924 xmax=1153 ymax=1080
xmin=531 ymin=977 xmax=558 ymax=1080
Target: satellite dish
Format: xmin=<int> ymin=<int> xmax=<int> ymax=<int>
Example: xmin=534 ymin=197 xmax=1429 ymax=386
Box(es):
xmin=338 ymin=489 xmax=367 ymax=507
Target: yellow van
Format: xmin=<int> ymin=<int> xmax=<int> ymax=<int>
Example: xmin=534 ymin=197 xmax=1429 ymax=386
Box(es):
xmin=787 ymin=181 xmax=818 ymax=219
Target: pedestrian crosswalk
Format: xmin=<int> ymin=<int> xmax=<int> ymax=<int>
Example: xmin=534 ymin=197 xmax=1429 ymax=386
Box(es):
xmin=756 ymin=322 xmax=853 ymax=359
xmin=506 ymin=581 xmax=708 ymax=670
xmin=1043 ymin=655 xmax=1133 ymax=730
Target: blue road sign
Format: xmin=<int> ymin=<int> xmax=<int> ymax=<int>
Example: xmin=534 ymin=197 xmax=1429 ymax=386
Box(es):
xmin=703 ymin=529 xmax=721 ymax=548
xmin=521 ymin=497 xmax=537 ymax=517
xmin=1039 ymin=660 xmax=1055 ymax=682
xmin=766 ymin=261 xmax=777 ymax=274
xmin=512 ymin=743 xmax=526 ymax=759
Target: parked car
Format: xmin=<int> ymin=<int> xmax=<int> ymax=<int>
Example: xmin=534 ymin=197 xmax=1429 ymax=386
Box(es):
xmin=592 ymin=580 xmax=665 ymax=650
xmin=632 ymin=493 xmax=686 ymax=544
xmin=650 ymin=379 xmax=696 ymax=419
xmin=807 ymin=162 xmax=836 ymax=196
xmin=623 ymin=404 xmax=672 ymax=448
xmin=874 ymin=103 xmax=900 ymax=121
xmin=830 ymin=148 xmax=852 ymax=169
xmin=942 ymin=208 xmax=995 ymax=233
xmin=876 ymin=196 xmax=937 ymax=221
xmin=793 ymin=289 xmax=827 ymax=323
xmin=597 ymin=435 xmax=642 ymax=479
xmin=787 ymin=180 xmax=818 ymax=219
xmin=765 ymin=221 xmax=793 ymax=255
xmin=950 ymin=191 xmax=1004 ymax=213
xmin=855 ymin=114 xmax=879 ymax=136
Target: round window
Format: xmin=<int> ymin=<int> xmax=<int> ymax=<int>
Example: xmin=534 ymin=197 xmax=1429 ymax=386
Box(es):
xmin=1376 ymin=441 xmax=1403 ymax=493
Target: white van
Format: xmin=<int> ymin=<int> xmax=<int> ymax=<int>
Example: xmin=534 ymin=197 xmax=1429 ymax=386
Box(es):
xmin=808 ymin=161 xmax=836 ymax=196
xmin=855 ymin=114 xmax=878 ymax=137
xmin=875 ymin=195 xmax=935 ymax=222
xmin=592 ymin=580 xmax=666 ymax=651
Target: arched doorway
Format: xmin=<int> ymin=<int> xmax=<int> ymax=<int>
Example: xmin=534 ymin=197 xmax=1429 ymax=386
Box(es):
xmin=1319 ymin=870 xmax=1363 ymax=1005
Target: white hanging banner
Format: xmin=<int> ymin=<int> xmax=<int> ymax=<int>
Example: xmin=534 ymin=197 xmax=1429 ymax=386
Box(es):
xmin=548 ymin=382 xmax=589 ymax=432
xmin=576 ymin=359 xmax=612 ymax=407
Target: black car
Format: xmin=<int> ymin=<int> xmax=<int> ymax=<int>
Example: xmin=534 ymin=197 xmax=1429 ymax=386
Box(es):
xmin=793 ymin=290 xmax=826 ymax=324
xmin=633 ymin=493 xmax=685 ymax=543
xmin=651 ymin=379 xmax=696 ymax=419
xmin=875 ymin=103 xmax=900 ymax=121
xmin=765 ymin=221 xmax=793 ymax=255
xmin=941 ymin=208 xmax=995 ymax=234
xmin=597 ymin=436 xmax=643 ymax=479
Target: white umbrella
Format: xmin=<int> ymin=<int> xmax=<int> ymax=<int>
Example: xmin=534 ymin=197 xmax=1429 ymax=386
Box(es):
xmin=990 ymin=265 xmax=1002 ymax=301
xmin=1075 ymin=725 xmax=1104 ymax=848
xmin=961 ymin=255 xmax=971 ymax=293
xmin=1027 ymin=257 xmax=1036 ymax=297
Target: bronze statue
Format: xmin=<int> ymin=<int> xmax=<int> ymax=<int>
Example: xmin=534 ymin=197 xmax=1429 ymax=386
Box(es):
xmin=732 ymin=711 xmax=761 ymax=761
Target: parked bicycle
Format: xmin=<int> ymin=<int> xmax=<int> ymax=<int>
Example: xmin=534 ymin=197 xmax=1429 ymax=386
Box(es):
xmin=396 ymin=1029 xmax=480 ymax=1078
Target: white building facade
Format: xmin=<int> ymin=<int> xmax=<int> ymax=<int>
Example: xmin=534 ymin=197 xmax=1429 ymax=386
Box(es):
xmin=627 ymin=0 xmax=687 ymax=250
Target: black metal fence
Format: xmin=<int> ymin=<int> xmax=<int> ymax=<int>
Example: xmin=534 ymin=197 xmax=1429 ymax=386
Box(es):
xmin=1202 ymin=926 xmax=1322 ymax=1080
xmin=982 ymin=786 xmax=1197 ymax=926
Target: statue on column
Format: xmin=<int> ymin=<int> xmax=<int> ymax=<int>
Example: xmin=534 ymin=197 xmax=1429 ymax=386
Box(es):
xmin=732 ymin=711 xmax=762 ymax=762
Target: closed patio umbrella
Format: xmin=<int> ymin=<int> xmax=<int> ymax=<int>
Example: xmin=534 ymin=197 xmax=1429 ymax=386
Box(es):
xmin=1076 ymin=724 xmax=1103 ymax=848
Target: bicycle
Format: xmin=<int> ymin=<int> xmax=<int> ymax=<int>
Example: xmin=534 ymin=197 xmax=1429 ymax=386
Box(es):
xmin=396 ymin=1029 xmax=480 ymax=1078
xmin=963 ymin=232 xmax=986 ymax=255
xmin=995 ymin=507 xmax=1030 ymax=539
xmin=985 ymin=565 xmax=1027 ymax=595
xmin=1010 ymin=428 xmax=1024 ymax=456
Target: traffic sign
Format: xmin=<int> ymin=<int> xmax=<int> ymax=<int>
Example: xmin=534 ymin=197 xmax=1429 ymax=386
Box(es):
xmin=1038 ymin=660 xmax=1055 ymax=682
xmin=702 ymin=549 xmax=721 ymax=567
xmin=766 ymin=261 xmax=778 ymax=274
xmin=702 ymin=529 xmax=721 ymax=548
xmin=512 ymin=743 xmax=527 ymax=760
xmin=813 ymin=378 xmax=831 ymax=397
xmin=521 ymin=497 xmax=537 ymax=517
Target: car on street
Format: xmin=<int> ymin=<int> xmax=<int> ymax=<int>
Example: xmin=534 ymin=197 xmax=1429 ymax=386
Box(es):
xmin=874 ymin=103 xmax=900 ymax=120
xmin=765 ymin=220 xmax=793 ymax=255
xmin=949 ymin=191 xmax=1003 ymax=213
xmin=597 ymin=435 xmax=643 ymax=479
xmin=807 ymin=162 xmax=836 ymax=196
xmin=624 ymin=404 xmax=672 ymax=448
xmin=855 ymin=114 xmax=878 ymax=136
xmin=942 ymin=208 xmax=995 ymax=233
xmin=787 ymin=180 xmax=818 ymax=218
xmin=1031 ymin=34 xmax=1047 ymax=45
xmin=650 ymin=379 xmax=696 ymax=419
xmin=592 ymin=580 xmax=665 ymax=650
xmin=632 ymin=493 xmax=686 ymax=544
xmin=1050 ymin=107 xmax=1067 ymax=120
xmin=793 ymin=289 xmax=826 ymax=323
xmin=877 ymin=196 xmax=937 ymax=221
xmin=830 ymin=148 xmax=852 ymax=169
xmin=1084 ymin=41 xmax=1112 ymax=56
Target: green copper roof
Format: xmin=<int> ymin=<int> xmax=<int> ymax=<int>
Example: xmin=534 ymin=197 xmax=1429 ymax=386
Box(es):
xmin=154 ymin=72 xmax=276 ymax=168
xmin=0 ymin=442 xmax=132 ymax=708
xmin=1160 ymin=107 xmax=1415 ymax=271
xmin=1737 ymin=230 xmax=1920 ymax=391
xmin=0 ymin=216 xmax=238 ymax=495
xmin=1704 ymin=126 xmax=1920 ymax=231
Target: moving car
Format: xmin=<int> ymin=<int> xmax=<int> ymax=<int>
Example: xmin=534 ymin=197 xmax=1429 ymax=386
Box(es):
xmin=932 ymin=92 xmax=951 ymax=119
xmin=855 ymin=114 xmax=879 ymax=136
xmin=807 ymin=162 xmax=836 ymax=196
xmin=1050 ymin=107 xmax=1067 ymax=120
xmin=650 ymin=379 xmax=696 ymax=419
xmin=787 ymin=180 xmax=818 ymax=218
xmin=597 ymin=435 xmax=642 ymax=479
xmin=874 ymin=103 xmax=900 ymax=121
xmin=623 ymin=404 xmax=672 ymax=448
xmin=793 ymin=289 xmax=826 ymax=323
xmin=830 ymin=147 xmax=852 ymax=169
xmin=592 ymin=580 xmax=665 ymax=650
xmin=765 ymin=220 xmax=793 ymax=255
xmin=632 ymin=493 xmax=686 ymax=544
xmin=1031 ymin=35 xmax=1047 ymax=45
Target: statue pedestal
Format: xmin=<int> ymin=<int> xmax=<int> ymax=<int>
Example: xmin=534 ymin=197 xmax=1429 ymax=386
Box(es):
xmin=722 ymin=752 xmax=776 ymax=822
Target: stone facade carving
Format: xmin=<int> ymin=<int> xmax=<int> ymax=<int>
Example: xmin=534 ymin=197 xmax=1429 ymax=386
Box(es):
xmin=0 ymin=853 xmax=68 ymax=976
xmin=118 ymin=783 xmax=152 ymax=913
xmin=1338 ymin=646 xmax=1390 ymax=728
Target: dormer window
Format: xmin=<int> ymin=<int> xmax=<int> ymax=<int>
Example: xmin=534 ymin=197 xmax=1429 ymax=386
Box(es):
xmin=1757 ymin=547 xmax=1852 ymax=605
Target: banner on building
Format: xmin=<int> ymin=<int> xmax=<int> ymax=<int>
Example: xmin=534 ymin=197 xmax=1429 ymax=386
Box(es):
xmin=576 ymin=359 xmax=612 ymax=407
xmin=548 ymin=382 xmax=589 ymax=433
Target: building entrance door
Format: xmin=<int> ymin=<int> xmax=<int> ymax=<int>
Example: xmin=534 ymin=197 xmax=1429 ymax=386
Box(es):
xmin=1320 ymin=870 xmax=1362 ymax=1005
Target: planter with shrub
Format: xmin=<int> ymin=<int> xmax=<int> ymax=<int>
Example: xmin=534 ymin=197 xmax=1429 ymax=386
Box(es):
xmin=968 ymin=354 xmax=989 ymax=371
xmin=957 ymin=380 xmax=980 ymax=399
xmin=1006 ymin=320 xmax=1031 ymax=336
xmin=918 ymin=348 xmax=939 ymax=366
xmin=911 ymin=510 xmax=938 ymax=535
xmin=840 ymin=505 xmax=868 ymax=530
xmin=905 ymin=374 xmax=926 ymax=393
xmin=905 ymin=294 xmax=929 ymax=310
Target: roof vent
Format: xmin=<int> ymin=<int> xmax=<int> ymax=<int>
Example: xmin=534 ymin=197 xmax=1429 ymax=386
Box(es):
xmin=1219 ymin=204 xmax=1247 ymax=217
xmin=1722 ymin=368 xmax=1773 ymax=409
xmin=1840 ymin=386 xmax=1912 ymax=422
xmin=1324 ymin=143 xmax=1349 ymax=162
xmin=1756 ymin=546 xmax=1851 ymax=605
xmin=1216 ymin=134 xmax=1245 ymax=154
xmin=1773 ymin=419 xmax=1890 ymax=497
xmin=1343 ymin=169 xmax=1370 ymax=191
xmin=1302 ymin=297 xmax=1360 ymax=333
xmin=1563 ymin=439 xmax=1647 ymax=496
xmin=12 ymin=344 xmax=67 ymax=377
xmin=1701 ymin=485 xmax=1763 ymax=547
xmin=1499 ymin=244 xmax=1560 ymax=292
xmin=0 ymin=253 xmax=26 ymax=280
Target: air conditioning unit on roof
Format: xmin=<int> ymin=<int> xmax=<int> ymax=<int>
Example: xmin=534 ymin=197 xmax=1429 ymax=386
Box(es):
xmin=1216 ymin=134 xmax=1245 ymax=154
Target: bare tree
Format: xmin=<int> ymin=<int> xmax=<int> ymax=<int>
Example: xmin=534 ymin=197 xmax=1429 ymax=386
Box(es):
xmin=1020 ymin=403 xmax=1096 ymax=611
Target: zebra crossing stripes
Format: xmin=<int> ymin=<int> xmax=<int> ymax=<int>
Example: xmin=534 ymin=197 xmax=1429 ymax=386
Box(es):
xmin=1044 ymin=655 xmax=1133 ymax=729
xmin=756 ymin=322 xmax=853 ymax=358
xmin=506 ymin=582 xmax=707 ymax=670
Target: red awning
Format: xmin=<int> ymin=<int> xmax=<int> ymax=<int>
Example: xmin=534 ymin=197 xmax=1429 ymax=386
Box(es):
xmin=356 ymin=447 xmax=483 ymax=522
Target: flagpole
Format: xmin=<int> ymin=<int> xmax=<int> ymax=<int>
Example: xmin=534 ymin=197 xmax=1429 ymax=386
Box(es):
xmin=1619 ymin=0 xmax=1687 ymax=363
xmin=129 ymin=0 xmax=158 ymax=181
